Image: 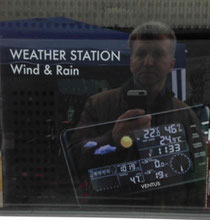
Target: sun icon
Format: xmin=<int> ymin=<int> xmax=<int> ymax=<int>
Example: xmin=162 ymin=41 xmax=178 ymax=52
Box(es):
xmin=120 ymin=136 xmax=133 ymax=148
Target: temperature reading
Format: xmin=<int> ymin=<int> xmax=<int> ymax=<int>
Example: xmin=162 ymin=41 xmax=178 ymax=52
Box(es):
xmin=160 ymin=136 xmax=182 ymax=145
xmin=144 ymin=127 xmax=160 ymax=139
xmin=172 ymin=136 xmax=182 ymax=143
xmin=155 ymin=171 xmax=165 ymax=179
xmin=160 ymin=135 xmax=172 ymax=145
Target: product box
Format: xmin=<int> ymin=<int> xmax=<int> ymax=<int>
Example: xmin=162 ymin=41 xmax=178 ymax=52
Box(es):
xmin=0 ymin=17 xmax=209 ymax=209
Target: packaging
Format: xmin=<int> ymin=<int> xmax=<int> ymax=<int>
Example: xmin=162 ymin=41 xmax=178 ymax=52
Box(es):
xmin=0 ymin=17 xmax=209 ymax=217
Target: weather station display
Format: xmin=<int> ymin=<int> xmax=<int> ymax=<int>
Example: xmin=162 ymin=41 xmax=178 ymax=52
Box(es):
xmin=88 ymin=123 xmax=205 ymax=194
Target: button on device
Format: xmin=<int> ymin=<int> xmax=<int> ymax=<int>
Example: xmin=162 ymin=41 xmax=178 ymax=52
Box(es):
xmin=193 ymin=142 xmax=202 ymax=148
xmin=192 ymin=132 xmax=199 ymax=139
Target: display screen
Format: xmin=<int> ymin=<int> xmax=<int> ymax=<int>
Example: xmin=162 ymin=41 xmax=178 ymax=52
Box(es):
xmin=88 ymin=122 xmax=204 ymax=193
xmin=136 ymin=123 xmax=186 ymax=156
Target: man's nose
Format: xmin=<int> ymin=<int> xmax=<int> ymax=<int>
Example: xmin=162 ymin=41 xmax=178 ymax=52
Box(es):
xmin=143 ymin=54 xmax=154 ymax=66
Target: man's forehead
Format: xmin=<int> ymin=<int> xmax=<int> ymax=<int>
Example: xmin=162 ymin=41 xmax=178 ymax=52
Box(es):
xmin=133 ymin=38 xmax=171 ymax=47
xmin=132 ymin=39 xmax=172 ymax=52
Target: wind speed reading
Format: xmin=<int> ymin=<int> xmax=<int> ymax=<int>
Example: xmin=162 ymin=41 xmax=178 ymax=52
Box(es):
xmin=143 ymin=127 xmax=160 ymax=139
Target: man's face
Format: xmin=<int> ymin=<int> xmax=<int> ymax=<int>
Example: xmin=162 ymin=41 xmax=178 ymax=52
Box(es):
xmin=130 ymin=38 xmax=175 ymax=92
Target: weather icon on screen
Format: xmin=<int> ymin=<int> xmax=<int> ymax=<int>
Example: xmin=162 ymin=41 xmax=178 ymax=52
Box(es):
xmin=120 ymin=136 xmax=133 ymax=148
xmin=83 ymin=141 xmax=98 ymax=148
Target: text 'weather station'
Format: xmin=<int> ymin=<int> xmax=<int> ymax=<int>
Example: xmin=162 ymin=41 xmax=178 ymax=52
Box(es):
xmin=9 ymin=49 xmax=121 ymax=76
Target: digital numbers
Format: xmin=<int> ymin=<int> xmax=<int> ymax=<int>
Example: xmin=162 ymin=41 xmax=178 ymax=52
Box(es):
xmin=160 ymin=135 xmax=182 ymax=145
xmin=142 ymin=124 xmax=183 ymax=145
xmin=120 ymin=165 xmax=127 ymax=172
xmin=120 ymin=163 xmax=137 ymax=173
xmin=130 ymin=174 xmax=141 ymax=184
xmin=155 ymin=171 xmax=165 ymax=179
xmin=164 ymin=123 xmax=183 ymax=134
xmin=144 ymin=127 xmax=160 ymax=139
xmin=158 ymin=148 xmax=162 ymax=155
xmin=158 ymin=144 xmax=181 ymax=155
xmin=160 ymin=135 xmax=172 ymax=145
xmin=171 ymin=144 xmax=181 ymax=153
xmin=154 ymin=159 xmax=165 ymax=168
xmin=165 ymin=144 xmax=180 ymax=154
xmin=128 ymin=163 xmax=136 ymax=171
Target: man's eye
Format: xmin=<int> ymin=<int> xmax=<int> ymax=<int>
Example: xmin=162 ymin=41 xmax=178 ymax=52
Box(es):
xmin=152 ymin=49 xmax=164 ymax=58
xmin=136 ymin=50 xmax=146 ymax=58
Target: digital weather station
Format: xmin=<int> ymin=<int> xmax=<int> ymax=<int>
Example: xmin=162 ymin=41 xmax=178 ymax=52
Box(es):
xmin=88 ymin=122 xmax=201 ymax=193
xmin=60 ymin=106 xmax=207 ymax=200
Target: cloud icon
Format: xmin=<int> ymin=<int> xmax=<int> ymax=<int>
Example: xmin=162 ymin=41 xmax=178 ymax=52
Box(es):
xmin=83 ymin=141 xmax=98 ymax=148
xmin=94 ymin=145 xmax=116 ymax=155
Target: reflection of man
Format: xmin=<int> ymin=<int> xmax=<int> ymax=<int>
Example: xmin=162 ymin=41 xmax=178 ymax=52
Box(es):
xmin=70 ymin=22 xmax=206 ymax=206
xmin=112 ymin=22 xmax=176 ymax=144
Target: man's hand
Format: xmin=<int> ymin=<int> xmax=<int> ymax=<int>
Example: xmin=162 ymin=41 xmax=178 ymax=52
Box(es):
xmin=112 ymin=109 xmax=151 ymax=146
